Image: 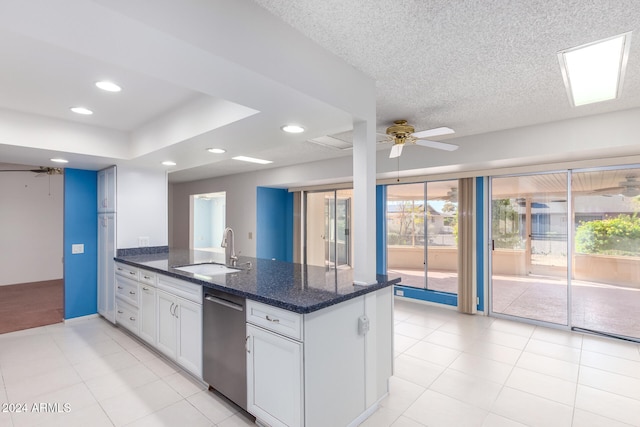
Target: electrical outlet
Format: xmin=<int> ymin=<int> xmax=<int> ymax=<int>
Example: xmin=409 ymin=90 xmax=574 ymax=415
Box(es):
xmin=138 ymin=237 xmax=150 ymax=247
xmin=248 ymin=232 xmax=253 ymax=240
xmin=71 ymin=244 xmax=84 ymax=254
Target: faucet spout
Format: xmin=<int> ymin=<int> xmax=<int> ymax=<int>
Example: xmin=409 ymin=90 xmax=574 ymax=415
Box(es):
xmin=221 ymin=227 xmax=238 ymax=266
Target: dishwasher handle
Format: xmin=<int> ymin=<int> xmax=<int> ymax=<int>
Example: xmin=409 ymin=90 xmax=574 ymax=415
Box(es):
xmin=205 ymin=294 xmax=244 ymax=312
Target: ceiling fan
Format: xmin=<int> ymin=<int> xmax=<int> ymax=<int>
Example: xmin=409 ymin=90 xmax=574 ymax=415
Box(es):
xmin=0 ymin=167 xmax=64 ymax=176
xmin=592 ymin=175 xmax=640 ymax=197
xmin=380 ymin=120 xmax=458 ymax=158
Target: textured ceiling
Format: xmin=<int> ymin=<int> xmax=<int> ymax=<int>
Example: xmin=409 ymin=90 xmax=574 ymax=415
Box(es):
xmin=253 ymin=0 xmax=640 ymax=137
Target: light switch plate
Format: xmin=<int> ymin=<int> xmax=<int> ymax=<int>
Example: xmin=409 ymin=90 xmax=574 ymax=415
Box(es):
xmin=71 ymin=244 xmax=84 ymax=254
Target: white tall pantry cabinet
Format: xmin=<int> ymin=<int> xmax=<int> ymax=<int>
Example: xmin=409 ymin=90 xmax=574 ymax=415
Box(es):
xmin=97 ymin=166 xmax=117 ymax=323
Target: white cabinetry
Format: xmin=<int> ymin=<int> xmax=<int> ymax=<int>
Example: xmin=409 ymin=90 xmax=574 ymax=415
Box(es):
xmin=139 ymin=270 xmax=157 ymax=346
xmin=98 ymin=213 xmax=116 ymax=323
xmin=97 ymin=166 xmax=116 ymax=213
xmin=246 ymin=289 xmax=393 ymax=427
xmin=115 ymin=263 xmax=139 ymax=334
xmin=113 ymin=266 xmax=203 ymax=379
xmin=247 ymin=323 xmax=303 ymax=427
xmin=156 ymin=275 xmax=203 ymax=378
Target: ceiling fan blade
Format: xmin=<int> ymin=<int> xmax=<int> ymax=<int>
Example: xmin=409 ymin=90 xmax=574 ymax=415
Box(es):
xmin=411 ymin=127 xmax=455 ymax=139
xmin=415 ymin=139 xmax=459 ymax=151
xmin=389 ymin=144 xmax=403 ymax=158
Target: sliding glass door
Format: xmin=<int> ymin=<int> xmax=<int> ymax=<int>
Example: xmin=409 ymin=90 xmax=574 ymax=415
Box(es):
xmin=572 ymin=167 xmax=640 ymax=340
xmin=490 ymin=167 xmax=640 ymax=340
xmin=490 ymin=173 xmax=569 ymax=325
xmin=304 ymin=189 xmax=353 ymax=270
xmin=387 ymin=180 xmax=459 ymax=293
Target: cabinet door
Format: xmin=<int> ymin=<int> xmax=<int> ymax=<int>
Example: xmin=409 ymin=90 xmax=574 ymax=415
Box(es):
xmin=97 ymin=213 xmax=116 ymax=323
xmin=176 ymin=298 xmax=202 ymax=378
xmin=156 ymin=290 xmax=177 ymax=359
xmin=139 ymin=284 xmax=156 ymax=345
xmin=247 ymin=324 xmax=303 ymax=427
xmin=98 ymin=166 xmax=116 ymax=212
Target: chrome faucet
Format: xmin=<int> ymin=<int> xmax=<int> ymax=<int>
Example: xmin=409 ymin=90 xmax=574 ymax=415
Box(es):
xmin=221 ymin=227 xmax=238 ymax=267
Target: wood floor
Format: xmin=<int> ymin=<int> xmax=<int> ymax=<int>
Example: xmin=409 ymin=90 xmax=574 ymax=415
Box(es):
xmin=0 ymin=279 xmax=64 ymax=334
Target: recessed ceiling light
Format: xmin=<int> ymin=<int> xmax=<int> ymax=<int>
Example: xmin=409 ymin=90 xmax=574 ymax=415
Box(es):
xmin=70 ymin=107 xmax=93 ymax=115
xmin=232 ymin=156 xmax=273 ymax=165
xmin=207 ymin=148 xmax=226 ymax=154
xmin=281 ymin=124 xmax=305 ymax=133
xmin=161 ymin=161 xmax=176 ymax=166
xmin=95 ymin=81 xmax=122 ymax=92
xmin=558 ymin=32 xmax=632 ymax=107
xmin=50 ymin=158 xmax=68 ymax=163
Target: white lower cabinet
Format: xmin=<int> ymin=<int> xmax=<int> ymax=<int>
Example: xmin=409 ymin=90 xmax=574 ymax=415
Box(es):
xmin=156 ymin=280 xmax=203 ymax=378
xmin=246 ymin=323 xmax=303 ymax=427
xmin=139 ymin=282 xmax=156 ymax=346
xmin=113 ymin=265 xmax=203 ymax=379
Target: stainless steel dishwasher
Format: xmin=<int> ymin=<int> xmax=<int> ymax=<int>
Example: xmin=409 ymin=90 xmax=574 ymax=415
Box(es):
xmin=203 ymin=288 xmax=247 ymax=410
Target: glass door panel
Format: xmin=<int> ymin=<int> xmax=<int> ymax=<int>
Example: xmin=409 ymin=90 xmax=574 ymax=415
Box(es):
xmin=490 ymin=173 xmax=568 ymax=325
xmin=426 ymin=180 xmax=459 ymax=294
xmin=386 ymin=183 xmax=426 ymax=289
xmin=572 ymin=168 xmax=640 ymax=340
xmin=305 ymin=191 xmax=332 ymax=268
xmin=335 ymin=189 xmax=352 ymax=267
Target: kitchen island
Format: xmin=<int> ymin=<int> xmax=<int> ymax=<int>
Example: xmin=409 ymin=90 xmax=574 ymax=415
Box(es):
xmin=114 ymin=248 xmax=398 ymax=427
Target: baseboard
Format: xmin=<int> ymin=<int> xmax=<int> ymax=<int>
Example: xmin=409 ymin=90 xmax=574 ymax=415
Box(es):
xmin=347 ymin=392 xmax=388 ymax=427
xmin=63 ymin=313 xmax=100 ymax=324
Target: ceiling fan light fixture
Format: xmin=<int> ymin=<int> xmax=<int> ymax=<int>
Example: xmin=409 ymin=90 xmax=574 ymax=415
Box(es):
xmin=95 ymin=81 xmax=122 ymax=92
xmin=50 ymin=158 xmax=68 ymax=163
xmin=70 ymin=106 xmax=93 ymax=115
xmin=281 ymin=124 xmax=305 ymax=133
xmin=558 ymin=32 xmax=632 ymax=107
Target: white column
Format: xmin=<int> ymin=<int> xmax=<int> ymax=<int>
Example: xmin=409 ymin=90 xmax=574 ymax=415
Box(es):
xmin=352 ymin=119 xmax=377 ymax=285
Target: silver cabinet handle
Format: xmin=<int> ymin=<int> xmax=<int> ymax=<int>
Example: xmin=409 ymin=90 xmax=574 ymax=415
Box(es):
xmin=129 ymin=271 xmax=136 ymax=276
xmin=174 ymin=305 xmax=179 ymax=319
xmin=117 ymin=310 xmax=123 ymax=314
xmin=117 ymin=267 xmax=123 ymax=271
xmin=266 ymin=315 xmax=280 ymax=323
xmin=129 ymin=317 xmax=135 ymax=321
xmin=117 ymin=286 xmax=123 ymax=289
xmin=169 ymin=302 xmax=175 ymax=316
xmin=142 ymin=287 xmax=150 ymax=291
xmin=246 ymin=336 xmax=251 ymax=353
xmin=129 ymin=291 xmax=136 ymax=295
xmin=144 ymin=275 xmax=151 ymax=280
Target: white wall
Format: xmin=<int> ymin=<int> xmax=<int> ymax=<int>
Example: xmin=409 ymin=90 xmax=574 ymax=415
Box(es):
xmin=0 ymin=169 xmax=63 ymax=285
xmin=117 ymin=166 xmax=168 ymax=249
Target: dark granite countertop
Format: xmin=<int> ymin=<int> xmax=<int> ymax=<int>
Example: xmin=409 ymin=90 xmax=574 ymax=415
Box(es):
xmin=114 ymin=249 xmax=399 ymax=314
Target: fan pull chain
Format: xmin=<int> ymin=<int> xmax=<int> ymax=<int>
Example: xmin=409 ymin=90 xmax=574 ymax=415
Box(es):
xmin=397 ymin=157 xmax=400 ymax=182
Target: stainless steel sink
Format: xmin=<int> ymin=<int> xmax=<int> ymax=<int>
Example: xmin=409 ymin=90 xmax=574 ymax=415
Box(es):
xmin=174 ymin=263 xmax=240 ymax=276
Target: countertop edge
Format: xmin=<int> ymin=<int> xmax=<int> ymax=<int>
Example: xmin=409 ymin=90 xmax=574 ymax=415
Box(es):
xmin=114 ymin=257 xmax=400 ymax=314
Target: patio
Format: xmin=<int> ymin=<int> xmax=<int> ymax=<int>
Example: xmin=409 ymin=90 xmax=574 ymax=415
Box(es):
xmin=389 ymin=268 xmax=640 ymax=340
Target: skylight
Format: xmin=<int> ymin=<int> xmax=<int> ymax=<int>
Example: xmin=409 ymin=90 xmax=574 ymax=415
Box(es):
xmin=558 ymin=32 xmax=632 ymax=106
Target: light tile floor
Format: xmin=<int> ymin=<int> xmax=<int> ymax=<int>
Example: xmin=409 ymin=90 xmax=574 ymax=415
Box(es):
xmin=1 ymin=301 xmax=639 ymax=426
xmin=364 ymin=299 xmax=640 ymax=427
xmin=0 ymin=317 xmax=254 ymax=427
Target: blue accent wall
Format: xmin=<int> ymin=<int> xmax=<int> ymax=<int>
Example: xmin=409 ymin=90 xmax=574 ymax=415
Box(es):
xmin=256 ymin=187 xmax=293 ymax=262
xmin=376 ymin=185 xmax=387 ymax=275
xmin=476 ymin=177 xmax=485 ymax=311
xmin=64 ymin=169 xmax=98 ymax=319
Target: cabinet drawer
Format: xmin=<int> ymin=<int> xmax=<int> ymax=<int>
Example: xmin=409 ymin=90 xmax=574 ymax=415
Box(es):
xmin=115 ymin=275 xmax=139 ymax=307
xmin=246 ymin=300 xmax=302 ymax=341
xmin=157 ymin=274 xmax=202 ymax=305
xmin=115 ymin=263 xmax=139 ymax=281
xmin=139 ymin=269 xmax=157 ymax=287
xmin=116 ymin=299 xmax=138 ymax=334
